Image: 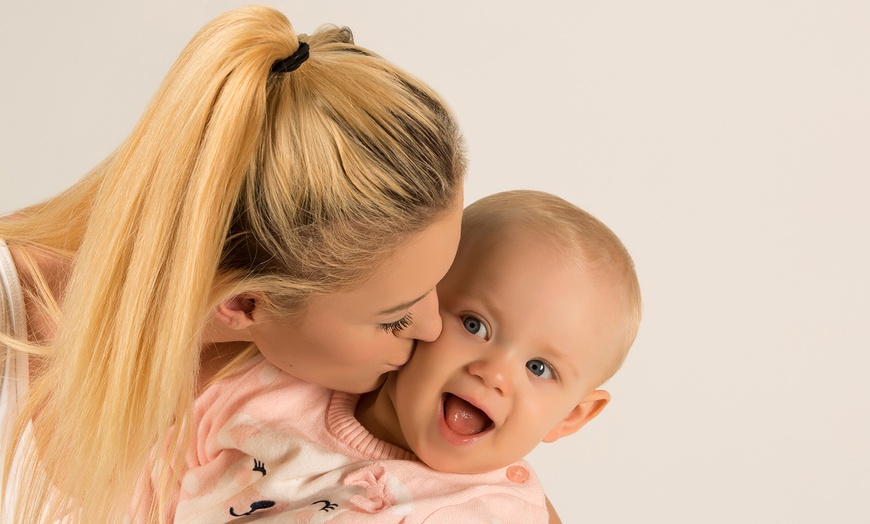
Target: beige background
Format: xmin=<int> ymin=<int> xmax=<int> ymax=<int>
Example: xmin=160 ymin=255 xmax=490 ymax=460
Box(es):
xmin=2 ymin=1 xmax=868 ymax=522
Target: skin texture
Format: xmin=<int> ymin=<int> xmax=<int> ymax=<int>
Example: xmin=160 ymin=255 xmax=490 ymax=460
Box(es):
xmin=360 ymin=226 xmax=626 ymax=473
xmin=211 ymin=194 xmax=464 ymax=394
xmin=547 ymin=497 xmax=563 ymax=524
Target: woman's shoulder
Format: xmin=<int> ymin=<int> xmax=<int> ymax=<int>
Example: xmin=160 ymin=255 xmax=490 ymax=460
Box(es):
xmin=3 ymin=242 xmax=68 ymax=345
xmin=1 ymin=238 xmax=29 ymax=432
xmin=0 ymin=238 xmax=26 ymax=343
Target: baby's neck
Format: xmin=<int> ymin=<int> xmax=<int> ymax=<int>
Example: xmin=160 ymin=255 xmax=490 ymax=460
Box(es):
xmin=354 ymin=373 xmax=411 ymax=452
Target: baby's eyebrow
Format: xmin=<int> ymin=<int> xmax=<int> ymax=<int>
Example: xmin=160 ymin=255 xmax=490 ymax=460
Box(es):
xmin=376 ymin=291 xmax=428 ymax=317
xmin=546 ymin=345 xmax=581 ymax=379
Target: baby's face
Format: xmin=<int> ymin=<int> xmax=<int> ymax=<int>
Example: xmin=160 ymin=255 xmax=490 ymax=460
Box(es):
xmin=391 ymin=227 xmax=628 ymax=474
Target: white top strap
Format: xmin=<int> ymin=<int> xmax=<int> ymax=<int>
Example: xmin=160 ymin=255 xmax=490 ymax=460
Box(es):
xmin=0 ymin=238 xmax=28 ymax=439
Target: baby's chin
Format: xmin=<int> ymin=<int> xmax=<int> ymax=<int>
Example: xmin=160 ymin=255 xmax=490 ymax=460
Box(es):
xmin=416 ymin=450 xmax=508 ymax=475
xmin=411 ymin=438 xmax=530 ymax=476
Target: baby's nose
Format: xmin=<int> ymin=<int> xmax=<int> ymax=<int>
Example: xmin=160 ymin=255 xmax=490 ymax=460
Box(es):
xmin=467 ymin=354 xmax=513 ymax=396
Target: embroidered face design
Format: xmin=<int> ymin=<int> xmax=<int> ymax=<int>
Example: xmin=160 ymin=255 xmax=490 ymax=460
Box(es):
xmin=388 ymin=227 xmax=625 ymax=473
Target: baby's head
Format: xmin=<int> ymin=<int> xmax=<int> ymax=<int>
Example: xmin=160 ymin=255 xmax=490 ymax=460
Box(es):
xmin=390 ymin=190 xmax=641 ymax=473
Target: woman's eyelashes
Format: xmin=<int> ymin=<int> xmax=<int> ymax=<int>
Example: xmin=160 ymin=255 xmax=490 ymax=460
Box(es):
xmin=461 ymin=315 xmax=489 ymax=340
xmin=379 ymin=312 xmax=413 ymax=333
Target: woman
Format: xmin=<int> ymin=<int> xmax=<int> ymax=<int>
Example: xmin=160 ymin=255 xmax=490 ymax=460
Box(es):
xmin=0 ymin=6 xmax=464 ymax=522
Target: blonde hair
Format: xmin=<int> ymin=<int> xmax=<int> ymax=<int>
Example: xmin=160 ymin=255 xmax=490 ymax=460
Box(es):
xmin=1 ymin=6 xmax=464 ymax=523
xmin=460 ymin=190 xmax=641 ymax=381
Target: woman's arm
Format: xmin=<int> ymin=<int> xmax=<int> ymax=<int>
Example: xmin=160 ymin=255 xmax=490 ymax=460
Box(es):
xmin=546 ymin=496 xmax=563 ymax=524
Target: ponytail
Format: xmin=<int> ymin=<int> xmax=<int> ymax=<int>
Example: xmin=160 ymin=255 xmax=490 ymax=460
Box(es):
xmin=6 ymin=7 xmax=307 ymax=522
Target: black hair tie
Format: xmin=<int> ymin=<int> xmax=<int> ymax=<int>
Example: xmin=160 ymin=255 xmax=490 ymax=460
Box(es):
xmin=270 ymin=42 xmax=310 ymax=74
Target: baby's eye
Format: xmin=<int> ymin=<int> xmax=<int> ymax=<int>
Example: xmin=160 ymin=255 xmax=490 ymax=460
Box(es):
xmin=462 ymin=315 xmax=488 ymax=340
xmin=526 ymin=359 xmax=555 ymax=379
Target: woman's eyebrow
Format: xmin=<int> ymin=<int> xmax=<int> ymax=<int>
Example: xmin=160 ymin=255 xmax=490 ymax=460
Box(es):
xmin=377 ymin=292 xmax=429 ymax=316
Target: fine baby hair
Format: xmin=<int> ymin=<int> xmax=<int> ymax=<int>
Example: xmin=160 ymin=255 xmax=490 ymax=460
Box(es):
xmin=1 ymin=5 xmax=464 ymax=523
xmin=460 ymin=189 xmax=641 ymax=379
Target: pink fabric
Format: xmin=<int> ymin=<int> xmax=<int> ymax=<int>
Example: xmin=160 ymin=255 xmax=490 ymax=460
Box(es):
xmin=163 ymin=354 xmax=548 ymax=523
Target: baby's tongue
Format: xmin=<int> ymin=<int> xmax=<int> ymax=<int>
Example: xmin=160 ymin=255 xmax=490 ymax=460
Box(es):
xmin=444 ymin=394 xmax=490 ymax=435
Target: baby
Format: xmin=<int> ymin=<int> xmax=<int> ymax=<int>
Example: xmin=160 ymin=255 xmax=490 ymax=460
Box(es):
xmin=157 ymin=190 xmax=641 ymax=523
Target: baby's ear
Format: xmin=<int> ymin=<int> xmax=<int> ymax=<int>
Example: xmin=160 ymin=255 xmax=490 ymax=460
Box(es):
xmin=214 ymin=293 xmax=258 ymax=329
xmin=542 ymin=390 xmax=610 ymax=443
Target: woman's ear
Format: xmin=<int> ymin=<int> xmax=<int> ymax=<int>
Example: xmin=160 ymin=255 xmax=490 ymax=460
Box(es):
xmin=214 ymin=293 xmax=258 ymax=330
xmin=542 ymin=389 xmax=610 ymax=443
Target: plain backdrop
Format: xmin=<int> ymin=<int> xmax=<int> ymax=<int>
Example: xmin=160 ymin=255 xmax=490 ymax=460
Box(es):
xmin=2 ymin=1 xmax=868 ymax=522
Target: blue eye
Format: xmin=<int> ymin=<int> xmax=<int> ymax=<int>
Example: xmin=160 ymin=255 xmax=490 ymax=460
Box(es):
xmin=462 ymin=316 xmax=488 ymax=339
xmin=526 ymin=359 xmax=554 ymax=379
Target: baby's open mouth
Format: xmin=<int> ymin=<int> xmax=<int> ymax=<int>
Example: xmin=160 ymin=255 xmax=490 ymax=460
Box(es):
xmin=442 ymin=393 xmax=493 ymax=435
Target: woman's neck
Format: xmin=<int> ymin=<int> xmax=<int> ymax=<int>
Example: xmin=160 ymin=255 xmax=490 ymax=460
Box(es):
xmin=197 ymin=341 xmax=254 ymax=391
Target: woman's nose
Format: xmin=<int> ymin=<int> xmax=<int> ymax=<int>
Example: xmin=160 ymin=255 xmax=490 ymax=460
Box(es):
xmin=395 ymin=290 xmax=442 ymax=342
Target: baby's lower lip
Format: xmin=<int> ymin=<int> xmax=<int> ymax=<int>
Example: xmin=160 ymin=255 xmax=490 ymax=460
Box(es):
xmin=437 ymin=393 xmax=492 ymax=445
